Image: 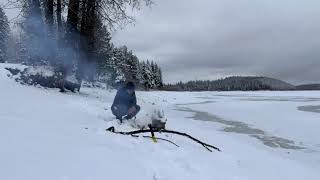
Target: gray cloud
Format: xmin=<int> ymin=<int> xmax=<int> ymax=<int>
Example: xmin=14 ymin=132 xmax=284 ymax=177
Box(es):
xmin=112 ymin=0 xmax=320 ymax=84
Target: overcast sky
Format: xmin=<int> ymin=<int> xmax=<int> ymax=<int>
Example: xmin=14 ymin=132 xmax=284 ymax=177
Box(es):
xmin=112 ymin=0 xmax=320 ymax=84
xmin=1 ymin=0 xmax=319 ymax=84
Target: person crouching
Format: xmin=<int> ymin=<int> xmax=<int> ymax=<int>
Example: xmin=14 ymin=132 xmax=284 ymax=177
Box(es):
xmin=111 ymin=82 xmax=140 ymax=123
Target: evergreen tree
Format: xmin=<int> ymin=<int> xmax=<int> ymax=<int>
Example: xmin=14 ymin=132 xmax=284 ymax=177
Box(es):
xmin=0 ymin=6 xmax=10 ymax=63
xmin=20 ymin=0 xmax=47 ymax=65
xmin=56 ymin=0 xmax=63 ymax=41
xmin=95 ymin=22 xmax=114 ymax=83
xmin=150 ymin=61 xmax=156 ymax=86
xmin=153 ymin=63 xmax=163 ymax=87
xmin=44 ymin=0 xmax=54 ymax=37
xmin=111 ymin=46 xmax=127 ymax=83
xmin=139 ymin=61 xmax=148 ymax=89
xmin=143 ymin=60 xmax=154 ymax=89
xmin=158 ymin=67 xmax=163 ymax=87
xmin=1 ymin=0 xmax=165 ymax=90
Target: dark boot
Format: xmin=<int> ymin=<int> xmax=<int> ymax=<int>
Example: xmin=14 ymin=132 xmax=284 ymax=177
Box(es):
xmin=112 ymin=105 xmax=127 ymax=123
xmin=116 ymin=116 xmax=123 ymax=123
xmin=124 ymin=105 xmax=140 ymax=120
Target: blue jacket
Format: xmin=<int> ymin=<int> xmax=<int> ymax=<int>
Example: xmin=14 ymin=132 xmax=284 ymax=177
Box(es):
xmin=112 ymin=87 xmax=137 ymax=109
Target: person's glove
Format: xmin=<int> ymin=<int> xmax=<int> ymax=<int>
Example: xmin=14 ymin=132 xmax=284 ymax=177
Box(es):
xmin=128 ymin=106 xmax=136 ymax=115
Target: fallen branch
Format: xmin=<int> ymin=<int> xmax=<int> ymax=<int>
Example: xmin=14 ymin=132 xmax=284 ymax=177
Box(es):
xmin=106 ymin=126 xmax=221 ymax=152
xmin=160 ymin=129 xmax=220 ymax=152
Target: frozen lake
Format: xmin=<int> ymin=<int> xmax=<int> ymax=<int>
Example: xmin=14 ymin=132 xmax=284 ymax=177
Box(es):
xmin=153 ymin=91 xmax=320 ymax=171
xmin=167 ymin=91 xmax=320 ymax=150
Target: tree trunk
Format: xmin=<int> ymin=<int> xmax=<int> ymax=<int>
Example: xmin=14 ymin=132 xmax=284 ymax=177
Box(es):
xmin=78 ymin=0 xmax=88 ymax=80
xmin=63 ymin=0 xmax=81 ymax=89
xmin=86 ymin=0 xmax=97 ymax=80
xmin=56 ymin=0 xmax=63 ymax=40
xmin=31 ymin=0 xmax=42 ymax=16
xmin=66 ymin=0 xmax=80 ymax=43
xmin=86 ymin=0 xmax=96 ymax=56
xmin=45 ymin=0 xmax=54 ymax=36
xmin=78 ymin=0 xmax=97 ymax=81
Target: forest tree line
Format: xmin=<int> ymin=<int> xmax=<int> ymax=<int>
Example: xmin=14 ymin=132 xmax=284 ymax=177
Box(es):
xmin=163 ymin=76 xmax=296 ymax=91
xmin=0 ymin=0 xmax=162 ymax=90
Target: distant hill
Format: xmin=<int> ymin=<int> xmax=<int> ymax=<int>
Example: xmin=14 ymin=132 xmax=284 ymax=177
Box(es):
xmin=296 ymin=84 xmax=320 ymax=90
xmin=217 ymin=76 xmax=296 ymax=91
xmin=163 ymin=76 xmax=296 ymax=91
xmin=257 ymin=77 xmax=296 ymax=90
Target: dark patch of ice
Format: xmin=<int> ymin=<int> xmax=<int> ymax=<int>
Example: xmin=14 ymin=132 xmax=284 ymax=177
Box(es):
xmin=196 ymin=96 xmax=219 ymax=100
xmin=297 ymin=105 xmax=320 ymax=114
xmin=175 ymin=107 xmax=305 ymax=150
xmin=175 ymin=100 xmax=216 ymax=106
xmin=239 ymin=98 xmax=320 ymax=102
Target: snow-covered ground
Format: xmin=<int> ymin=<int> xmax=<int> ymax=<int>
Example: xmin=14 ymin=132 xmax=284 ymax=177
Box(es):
xmin=1 ymin=63 xmax=320 ymax=180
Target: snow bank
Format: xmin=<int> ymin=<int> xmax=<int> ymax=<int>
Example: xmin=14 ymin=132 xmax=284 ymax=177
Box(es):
xmin=3 ymin=63 xmax=81 ymax=91
xmin=0 ymin=63 xmax=319 ymax=180
xmin=25 ymin=65 xmax=55 ymax=77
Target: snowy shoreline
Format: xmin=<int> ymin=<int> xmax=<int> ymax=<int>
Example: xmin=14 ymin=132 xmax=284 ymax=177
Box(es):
xmin=1 ymin=64 xmax=320 ymax=180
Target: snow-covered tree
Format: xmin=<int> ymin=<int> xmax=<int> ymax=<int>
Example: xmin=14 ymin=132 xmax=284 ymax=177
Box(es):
xmin=139 ymin=60 xmax=153 ymax=89
xmin=153 ymin=63 xmax=163 ymax=87
xmin=122 ymin=50 xmax=139 ymax=84
xmin=109 ymin=46 xmax=128 ymax=84
xmin=0 ymin=0 xmax=164 ymax=90
xmin=96 ymin=24 xmax=114 ymax=79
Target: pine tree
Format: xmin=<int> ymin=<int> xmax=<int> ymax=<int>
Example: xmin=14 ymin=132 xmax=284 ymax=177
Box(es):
xmin=110 ymin=46 xmax=127 ymax=83
xmin=0 ymin=6 xmax=10 ymax=63
xmin=95 ymin=22 xmax=114 ymax=82
xmin=66 ymin=0 xmax=80 ymax=44
xmin=139 ymin=61 xmax=148 ymax=89
xmin=158 ymin=67 xmax=163 ymax=87
xmin=153 ymin=63 xmax=163 ymax=88
xmin=56 ymin=0 xmax=63 ymax=41
xmin=141 ymin=60 xmax=154 ymax=89
xmin=44 ymin=0 xmax=54 ymax=37
xmin=1 ymin=0 xmax=163 ymax=90
xmin=150 ymin=61 xmax=156 ymax=86
xmin=20 ymin=0 xmax=47 ymax=65
xmin=117 ymin=49 xmax=140 ymax=85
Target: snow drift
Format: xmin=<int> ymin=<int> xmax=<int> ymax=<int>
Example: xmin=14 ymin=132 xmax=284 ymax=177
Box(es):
xmin=0 ymin=63 xmax=319 ymax=180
